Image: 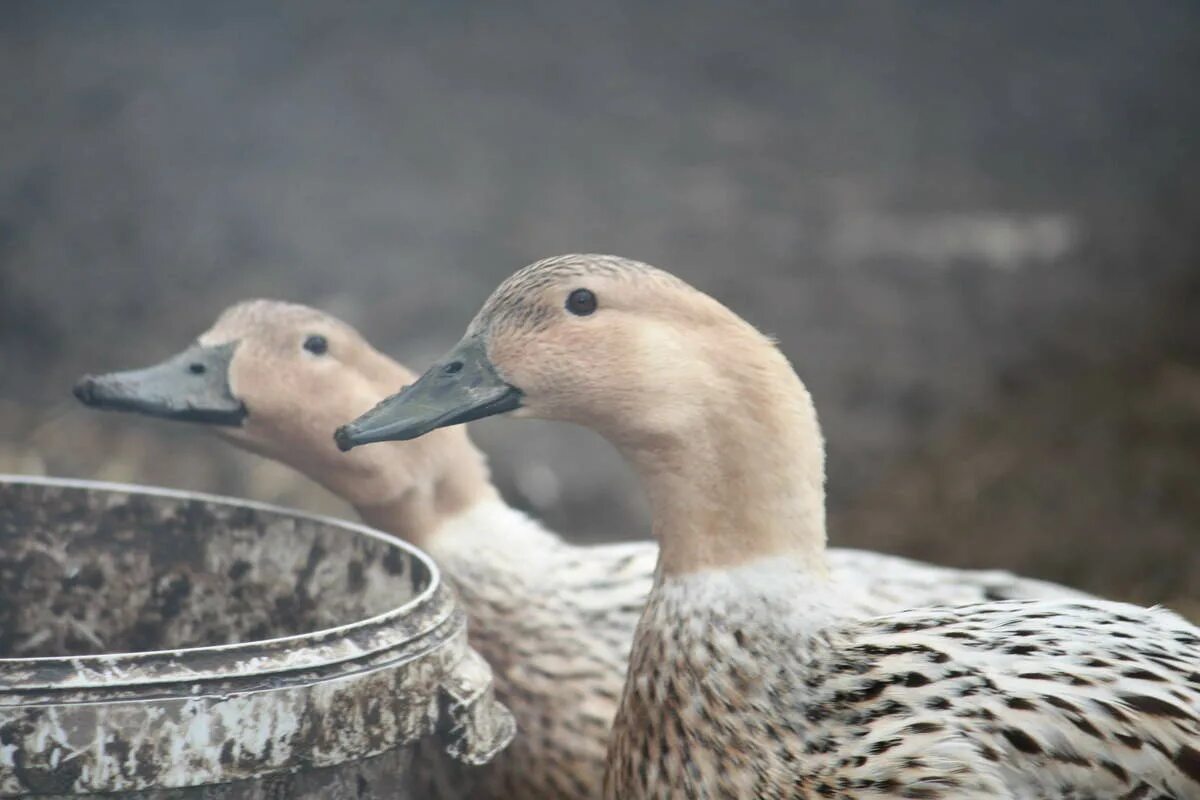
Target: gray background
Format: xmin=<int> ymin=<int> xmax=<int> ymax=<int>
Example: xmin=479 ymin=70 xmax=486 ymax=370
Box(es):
xmin=1 ymin=1 xmax=1197 ymax=615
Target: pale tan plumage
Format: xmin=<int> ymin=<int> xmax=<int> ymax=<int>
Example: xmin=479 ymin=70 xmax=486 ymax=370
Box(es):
xmin=85 ymin=298 xmax=1098 ymax=799
xmin=340 ymin=255 xmax=1200 ymax=800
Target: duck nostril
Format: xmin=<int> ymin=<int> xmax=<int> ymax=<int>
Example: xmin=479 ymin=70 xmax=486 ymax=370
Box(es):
xmin=444 ymin=361 xmax=463 ymax=375
xmin=73 ymin=377 xmax=96 ymax=405
xmin=189 ymin=363 xmax=206 ymax=375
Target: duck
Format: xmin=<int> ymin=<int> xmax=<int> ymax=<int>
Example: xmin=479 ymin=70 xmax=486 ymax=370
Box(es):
xmin=336 ymin=254 xmax=1200 ymax=800
xmin=78 ymin=299 xmax=1091 ymax=800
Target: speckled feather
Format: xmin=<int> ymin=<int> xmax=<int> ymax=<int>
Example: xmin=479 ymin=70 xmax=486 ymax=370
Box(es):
xmin=421 ymin=504 xmax=1099 ymax=799
xmin=608 ymin=564 xmax=1200 ymax=799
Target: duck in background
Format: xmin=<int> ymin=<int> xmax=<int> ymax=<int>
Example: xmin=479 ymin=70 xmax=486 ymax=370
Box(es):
xmin=337 ymin=254 xmax=1200 ymax=800
xmin=79 ymin=298 xmax=1093 ymax=800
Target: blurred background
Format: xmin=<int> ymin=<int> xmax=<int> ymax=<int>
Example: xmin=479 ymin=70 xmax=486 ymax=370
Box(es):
xmin=1 ymin=1 xmax=1197 ymax=616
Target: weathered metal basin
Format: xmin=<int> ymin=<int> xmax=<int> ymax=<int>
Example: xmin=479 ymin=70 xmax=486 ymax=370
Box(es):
xmin=0 ymin=475 xmax=513 ymax=798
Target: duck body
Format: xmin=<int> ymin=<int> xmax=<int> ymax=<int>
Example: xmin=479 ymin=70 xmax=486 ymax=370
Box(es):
xmin=610 ymin=559 xmax=1200 ymax=799
xmin=424 ymin=502 xmax=1097 ymax=798
xmin=336 ymin=254 xmax=1200 ymax=800
xmin=78 ymin=297 xmax=1098 ymax=800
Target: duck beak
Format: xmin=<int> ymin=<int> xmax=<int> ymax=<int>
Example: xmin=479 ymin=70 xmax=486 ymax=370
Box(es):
xmin=73 ymin=341 xmax=248 ymax=426
xmin=334 ymin=337 xmax=522 ymax=451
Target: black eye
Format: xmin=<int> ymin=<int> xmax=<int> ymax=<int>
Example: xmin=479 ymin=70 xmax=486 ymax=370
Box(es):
xmin=303 ymin=334 xmax=328 ymax=355
xmin=566 ymin=288 xmax=597 ymax=316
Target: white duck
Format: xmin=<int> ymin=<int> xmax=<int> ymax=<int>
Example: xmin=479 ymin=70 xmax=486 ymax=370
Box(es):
xmin=337 ymin=254 xmax=1200 ymax=800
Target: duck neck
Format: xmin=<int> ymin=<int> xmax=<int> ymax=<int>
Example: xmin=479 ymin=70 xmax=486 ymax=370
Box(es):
xmin=618 ymin=340 xmax=829 ymax=580
xmin=251 ymin=414 xmax=492 ymax=554
xmin=348 ymin=432 xmax=501 ymax=551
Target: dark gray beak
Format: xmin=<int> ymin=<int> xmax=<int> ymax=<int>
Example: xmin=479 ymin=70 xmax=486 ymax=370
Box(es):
xmin=73 ymin=341 xmax=247 ymax=426
xmin=334 ymin=337 xmax=522 ymax=451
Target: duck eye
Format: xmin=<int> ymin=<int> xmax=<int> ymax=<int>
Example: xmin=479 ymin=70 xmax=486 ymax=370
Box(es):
xmin=303 ymin=334 xmax=328 ymax=355
xmin=566 ymin=288 xmax=597 ymax=316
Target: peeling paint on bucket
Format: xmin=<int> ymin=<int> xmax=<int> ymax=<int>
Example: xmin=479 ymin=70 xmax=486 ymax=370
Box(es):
xmin=0 ymin=476 xmax=514 ymax=798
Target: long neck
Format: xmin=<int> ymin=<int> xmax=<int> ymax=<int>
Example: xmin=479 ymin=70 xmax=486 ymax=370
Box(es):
xmin=232 ymin=414 xmax=502 ymax=550
xmin=343 ymin=428 xmax=502 ymax=550
xmin=617 ymin=332 xmax=828 ymax=579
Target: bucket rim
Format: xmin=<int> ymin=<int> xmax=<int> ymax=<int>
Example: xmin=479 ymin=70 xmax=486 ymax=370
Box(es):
xmin=0 ymin=473 xmax=452 ymax=689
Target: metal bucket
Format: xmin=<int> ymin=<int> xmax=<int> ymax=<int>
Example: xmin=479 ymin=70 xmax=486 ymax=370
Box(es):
xmin=0 ymin=476 xmax=513 ymax=798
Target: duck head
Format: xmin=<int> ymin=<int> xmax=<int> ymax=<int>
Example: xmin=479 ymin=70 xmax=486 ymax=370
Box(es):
xmin=336 ymin=254 xmax=828 ymax=574
xmin=75 ymin=300 xmax=495 ymax=520
xmin=337 ymin=254 xmax=791 ymax=451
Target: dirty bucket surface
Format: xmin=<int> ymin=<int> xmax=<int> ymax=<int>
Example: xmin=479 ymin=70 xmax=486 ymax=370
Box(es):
xmin=0 ymin=475 xmax=512 ymax=798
